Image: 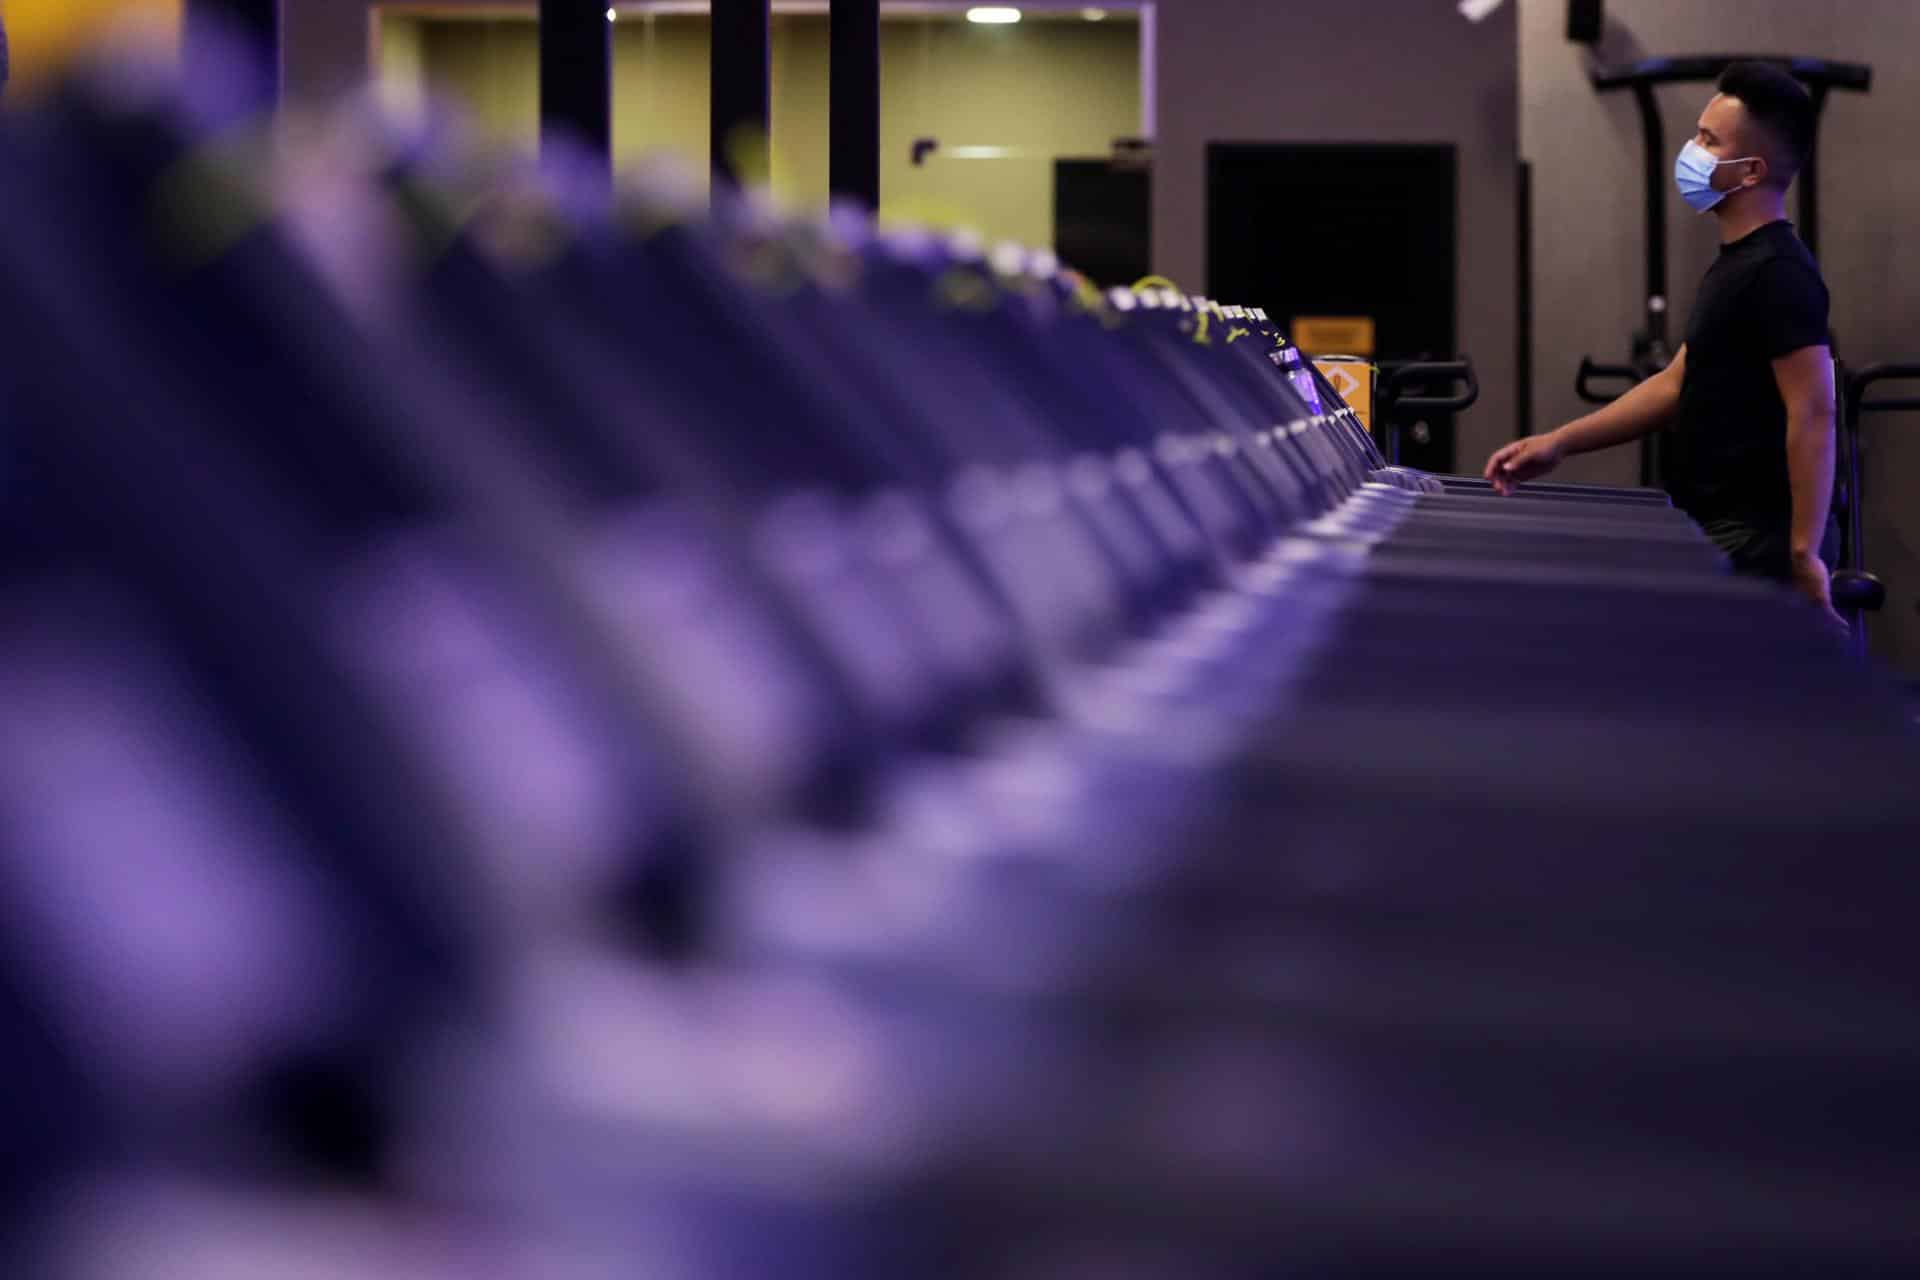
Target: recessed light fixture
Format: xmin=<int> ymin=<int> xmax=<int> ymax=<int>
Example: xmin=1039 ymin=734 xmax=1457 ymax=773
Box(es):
xmin=966 ymin=7 xmax=1023 ymax=25
xmin=1082 ymin=7 xmax=1110 ymax=20
xmin=606 ymin=7 xmax=618 ymax=20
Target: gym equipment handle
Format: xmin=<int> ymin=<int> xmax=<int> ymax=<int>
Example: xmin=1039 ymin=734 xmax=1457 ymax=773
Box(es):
xmin=1379 ymin=359 xmax=1479 ymax=418
xmin=1831 ymin=363 xmax=1918 ymax=641
xmin=1591 ymin=55 xmax=1871 ymax=93
xmin=1849 ymin=363 xmax=1920 ymax=415
xmin=1576 ymin=357 xmax=1641 ymax=405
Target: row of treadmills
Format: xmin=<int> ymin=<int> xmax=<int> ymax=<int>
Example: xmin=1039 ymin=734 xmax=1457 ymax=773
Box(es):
xmin=2 ymin=46 xmax=1919 ymax=1279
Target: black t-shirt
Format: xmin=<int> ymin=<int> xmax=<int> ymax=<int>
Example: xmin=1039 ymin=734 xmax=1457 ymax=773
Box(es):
xmin=1668 ymin=220 xmax=1830 ymax=533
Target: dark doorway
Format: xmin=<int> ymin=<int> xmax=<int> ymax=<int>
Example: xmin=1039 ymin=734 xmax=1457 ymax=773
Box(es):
xmin=1207 ymin=142 xmax=1458 ymax=471
xmin=1054 ymin=158 xmax=1152 ymax=289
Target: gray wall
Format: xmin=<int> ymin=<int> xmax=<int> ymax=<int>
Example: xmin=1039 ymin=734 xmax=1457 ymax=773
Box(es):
xmin=1520 ymin=0 xmax=1920 ymax=669
xmin=1152 ymin=0 xmax=1520 ymax=480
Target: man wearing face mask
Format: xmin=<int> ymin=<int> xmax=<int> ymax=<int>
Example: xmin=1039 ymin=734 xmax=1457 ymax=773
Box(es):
xmin=1485 ymin=62 xmax=1842 ymax=626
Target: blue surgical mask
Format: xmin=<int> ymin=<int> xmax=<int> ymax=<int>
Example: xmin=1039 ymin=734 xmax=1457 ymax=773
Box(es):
xmin=1675 ymin=140 xmax=1760 ymax=213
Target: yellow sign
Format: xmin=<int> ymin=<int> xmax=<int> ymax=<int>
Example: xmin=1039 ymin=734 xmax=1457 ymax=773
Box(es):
xmin=4 ymin=0 xmax=181 ymax=96
xmin=1314 ymin=358 xmax=1374 ymax=433
xmin=1293 ymin=315 xmax=1377 ymax=358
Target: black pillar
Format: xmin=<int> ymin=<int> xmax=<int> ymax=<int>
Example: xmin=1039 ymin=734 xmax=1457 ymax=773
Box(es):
xmin=184 ymin=0 xmax=280 ymax=108
xmin=1799 ymin=84 xmax=1829 ymax=261
xmin=829 ymin=0 xmax=881 ymax=210
xmin=1516 ymin=160 xmax=1533 ymax=441
xmin=1631 ymin=81 xmax=1667 ymax=347
xmin=712 ymin=0 xmax=771 ymax=187
xmin=1630 ymin=80 xmax=1667 ymax=490
xmin=540 ymin=0 xmax=614 ymax=179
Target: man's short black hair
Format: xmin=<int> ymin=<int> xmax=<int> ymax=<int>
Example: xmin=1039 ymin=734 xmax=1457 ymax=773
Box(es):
xmin=1716 ymin=61 xmax=1815 ymax=184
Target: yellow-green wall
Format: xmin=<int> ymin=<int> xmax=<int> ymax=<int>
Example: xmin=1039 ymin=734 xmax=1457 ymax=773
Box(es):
xmin=376 ymin=12 xmax=1139 ymax=251
xmin=414 ymin=17 xmax=537 ymax=142
xmin=376 ymin=14 xmax=427 ymax=122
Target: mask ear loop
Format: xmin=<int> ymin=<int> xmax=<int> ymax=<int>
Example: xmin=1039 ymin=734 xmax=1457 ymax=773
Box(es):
xmin=1721 ymin=155 xmax=1766 ymax=188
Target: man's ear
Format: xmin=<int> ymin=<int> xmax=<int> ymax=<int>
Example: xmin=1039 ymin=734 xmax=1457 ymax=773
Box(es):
xmin=1742 ymin=155 xmax=1771 ymax=190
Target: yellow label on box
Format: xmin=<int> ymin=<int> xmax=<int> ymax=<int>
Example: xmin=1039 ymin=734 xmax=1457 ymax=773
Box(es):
xmin=1293 ymin=316 xmax=1377 ymax=358
xmin=1314 ymin=358 xmax=1374 ymax=432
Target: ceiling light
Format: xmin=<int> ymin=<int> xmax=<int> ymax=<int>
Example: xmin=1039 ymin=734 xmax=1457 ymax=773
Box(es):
xmin=966 ymin=7 xmax=1023 ymax=24
xmin=606 ymin=7 xmax=618 ymax=19
xmin=1082 ymin=7 xmax=1109 ymax=19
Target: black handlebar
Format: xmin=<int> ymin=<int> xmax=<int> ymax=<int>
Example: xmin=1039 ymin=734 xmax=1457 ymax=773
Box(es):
xmin=1576 ymin=357 xmax=1641 ymax=405
xmin=1591 ymin=55 xmax=1871 ymax=93
xmin=1379 ymin=359 xmax=1479 ymax=418
xmin=1834 ymin=363 xmax=1920 ymax=589
xmin=1369 ymin=358 xmax=1478 ymax=468
xmin=1848 ymin=363 xmax=1920 ymax=415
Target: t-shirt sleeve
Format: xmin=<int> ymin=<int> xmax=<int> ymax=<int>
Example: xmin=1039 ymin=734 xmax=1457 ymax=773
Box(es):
xmin=1744 ymin=258 xmax=1831 ymax=360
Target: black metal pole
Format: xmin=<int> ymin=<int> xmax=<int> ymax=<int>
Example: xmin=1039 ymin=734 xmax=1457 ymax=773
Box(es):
xmin=540 ymin=0 xmax=614 ymax=180
xmin=184 ymin=0 xmax=280 ymax=108
xmin=1517 ymin=159 xmax=1534 ymax=440
xmin=1631 ymin=81 xmax=1667 ymax=488
xmin=1631 ymin=81 xmax=1668 ymax=348
xmin=1799 ymin=84 xmax=1829 ymax=260
xmin=712 ymin=0 xmax=772 ymax=188
xmin=829 ymin=0 xmax=882 ymax=210
xmin=1840 ymin=360 xmax=1861 ymax=570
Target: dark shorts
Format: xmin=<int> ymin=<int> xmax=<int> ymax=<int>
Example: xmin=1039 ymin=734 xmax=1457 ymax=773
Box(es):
xmin=1701 ymin=516 xmax=1840 ymax=583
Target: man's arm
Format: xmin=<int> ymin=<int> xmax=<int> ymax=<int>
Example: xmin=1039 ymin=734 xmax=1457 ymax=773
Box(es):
xmin=1774 ymin=344 xmax=1844 ymax=624
xmin=1485 ymin=346 xmax=1687 ymax=493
